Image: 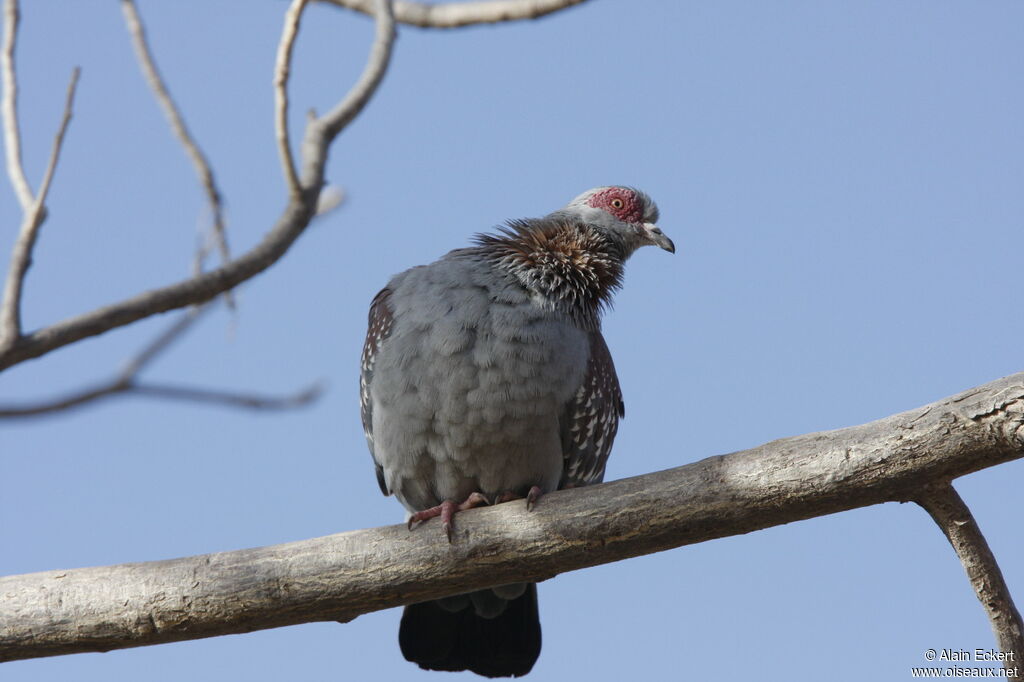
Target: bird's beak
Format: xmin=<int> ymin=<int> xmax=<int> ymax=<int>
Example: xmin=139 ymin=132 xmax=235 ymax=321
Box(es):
xmin=642 ymin=223 xmax=675 ymax=253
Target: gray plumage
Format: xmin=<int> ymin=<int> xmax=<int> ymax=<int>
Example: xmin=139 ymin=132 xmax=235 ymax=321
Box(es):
xmin=359 ymin=186 xmax=673 ymax=678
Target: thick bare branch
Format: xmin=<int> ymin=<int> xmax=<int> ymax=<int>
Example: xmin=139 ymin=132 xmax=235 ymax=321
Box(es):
xmin=319 ymin=0 xmax=589 ymax=29
xmin=273 ymin=0 xmax=307 ymax=197
xmin=0 ymin=0 xmax=31 ymax=209
xmin=0 ymin=0 xmax=397 ymax=373
xmin=916 ymin=484 xmax=1024 ymax=677
xmin=2 ymin=371 xmax=1022 ymax=663
xmin=120 ymin=0 xmax=232 ymax=283
xmin=0 ymin=165 xmax=305 ymax=371
xmin=0 ymin=67 xmax=80 ymax=351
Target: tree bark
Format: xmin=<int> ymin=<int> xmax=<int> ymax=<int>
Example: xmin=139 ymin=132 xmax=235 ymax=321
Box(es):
xmin=2 ymin=371 xmax=1022 ymax=663
xmin=916 ymin=484 xmax=1024 ymax=677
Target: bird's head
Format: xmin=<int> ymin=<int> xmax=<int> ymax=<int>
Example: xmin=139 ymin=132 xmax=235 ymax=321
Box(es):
xmin=560 ymin=186 xmax=674 ymax=257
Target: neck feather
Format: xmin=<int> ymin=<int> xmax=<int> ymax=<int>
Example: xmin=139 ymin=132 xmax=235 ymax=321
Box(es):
xmin=474 ymin=218 xmax=624 ymax=328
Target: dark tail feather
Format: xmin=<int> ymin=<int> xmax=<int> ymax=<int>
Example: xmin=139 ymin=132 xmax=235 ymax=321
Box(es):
xmin=399 ymin=584 xmax=541 ymax=678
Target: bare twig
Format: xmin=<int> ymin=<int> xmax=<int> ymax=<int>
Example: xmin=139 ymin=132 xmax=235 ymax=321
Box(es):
xmin=0 ymin=0 xmax=582 ymax=373
xmin=0 ymin=306 xmax=201 ymax=416
xmin=1 ymin=0 xmax=31 ymax=209
xmin=0 ymin=67 xmax=80 ymax=351
xmin=28 ymin=69 xmax=79 ymax=220
xmin=0 ymin=378 xmax=323 ymax=417
xmin=0 ymin=304 xmax=323 ymax=418
xmin=2 ymin=371 xmax=1022 ymax=661
xmin=312 ymin=0 xmax=395 ymax=143
xmin=130 ymin=381 xmax=324 ymax=410
xmin=319 ymin=0 xmax=590 ymax=29
xmin=120 ymin=0 xmax=234 ymax=309
xmin=0 ymin=1 xmax=398 ymax=372
xmin=119 ymin=306 xmax=205 ymax=378
xmin=0 ymin=171 xmax=308 ymax=371
xmin=121 ymin=0 xmax=229 ymax=265
xmin=298 ymin=0 xmax=395 ymax=184
xmin=0 ymin=380 xmax=122 ymax=416
xmin=916 ymin=483 xmax=1024 ymax=678
xmin=273 ymin=0 xmax=308 ymax=197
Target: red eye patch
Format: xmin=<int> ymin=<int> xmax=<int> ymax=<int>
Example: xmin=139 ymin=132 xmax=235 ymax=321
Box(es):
xmin=587 ymin=188 xmax=643 ymax=223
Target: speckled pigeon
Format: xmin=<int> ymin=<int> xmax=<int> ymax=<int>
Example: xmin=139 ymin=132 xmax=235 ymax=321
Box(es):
xmin=360 ymin=186 xmax=673 ymax=678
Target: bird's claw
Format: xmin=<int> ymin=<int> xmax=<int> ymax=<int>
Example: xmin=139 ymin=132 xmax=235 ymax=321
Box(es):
xmin=526 ymin=485 xmax=542 ymax=512
xmin=495 ymin=486 xmax=544 ymax=511
xmin=408 ymin=492 xmax=489 ymax=542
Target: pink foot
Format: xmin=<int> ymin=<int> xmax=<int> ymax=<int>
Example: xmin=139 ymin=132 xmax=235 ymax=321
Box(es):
xmin=408 ymin=492 xmax=489 ymax=542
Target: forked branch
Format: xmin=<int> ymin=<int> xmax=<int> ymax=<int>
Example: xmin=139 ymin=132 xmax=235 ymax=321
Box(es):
xmin=0 ymin=0 xmax=586 ymax=372
xmin=0 ymin=66 xmax=80 ymax=351
xmin=0 ymin=0 xmax=397 ymax=371
xmin=0 ymin=306 xmax=322 ymax=418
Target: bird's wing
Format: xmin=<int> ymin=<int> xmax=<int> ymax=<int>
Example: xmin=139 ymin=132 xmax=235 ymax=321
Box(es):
xmin=360 ymin=287 xmax=395 ymax=496
xmin=559 ymin=330 xmax=624 ymax=488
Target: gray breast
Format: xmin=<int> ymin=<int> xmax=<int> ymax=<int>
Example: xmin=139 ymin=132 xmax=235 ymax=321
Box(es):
xmin=369 ymin=253 xmax=589 ymax=513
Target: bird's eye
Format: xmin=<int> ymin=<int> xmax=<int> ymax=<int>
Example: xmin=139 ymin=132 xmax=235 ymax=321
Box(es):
xmin=610 ymin=198 xmax=624 ymax=209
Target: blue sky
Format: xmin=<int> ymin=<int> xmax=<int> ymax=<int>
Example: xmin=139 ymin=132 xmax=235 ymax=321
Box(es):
xmin=2 ymin=1 xmax=1023 ymax=680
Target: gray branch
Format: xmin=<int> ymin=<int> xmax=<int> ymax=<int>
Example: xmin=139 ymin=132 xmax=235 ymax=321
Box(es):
xmin=120 ymin=0 xmax=233 ymax=300
xmin=320 ymin=0 xmax=590 ymax=28
xmin=1 ymin=0 xmax=31 ymax=209
xmin=0 ymin=379 xmax=322 ymax=417
xmin=273 ymin=0 xmax=307 ymax=198
xmin=2 ymin=371 xmax=1022 ymax=664
xmin=0 ymin=187 xmax=307 ymax=372
xmin=313 ymin=0 xmax=394 ymax=142
xmin=0 ymin=67 xmax=80 ymax=352
xmin=0 ymin=1 xmax=397 ymax=372
xmin=0 ymin=0 xmax=589 ymax=372
xmin=916 ymin=484 xmax=1024 ymax=678
xmin=0 ymin=305 xmax=322 ymax=418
